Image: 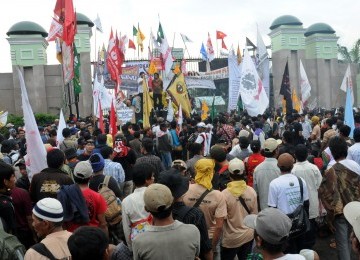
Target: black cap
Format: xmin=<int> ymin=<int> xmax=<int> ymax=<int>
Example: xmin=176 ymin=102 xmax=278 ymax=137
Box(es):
xmin=158 ymin=170 xmax=189 ymax=199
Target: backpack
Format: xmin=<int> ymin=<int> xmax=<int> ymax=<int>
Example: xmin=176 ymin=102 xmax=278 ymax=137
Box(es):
xmin=98 ymin=176 xmax=122 ymax=226
xmin=0 ymin=229 xmax=26 ymax=260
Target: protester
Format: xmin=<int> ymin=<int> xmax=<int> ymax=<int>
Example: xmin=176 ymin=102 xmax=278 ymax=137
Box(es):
xmin=183 ymin=158 xmax=227 ymax=259
xmin=30 ymin=149 xmax=73 ymax=203
xmin=244 ymin=207 xmax=306 ymax=260
xmin=158 ymin=172 xmax=213 ymax=260
xmin=244 ymin=140 xmax=265 ymax=187
xmin=121 ymin=163 xmax=154 ymax=251
xmin=319 ymin=136 xmax=360 ymax=260
xmin=132 ymin=183 xmax=201 ymax=260
xmin=253 ymin=138 xmax=281 ymax=210
xmin=221 ymin=158 xmax=258 ymax=260
xmin=25 ymin=198 xmax=72 ymax=260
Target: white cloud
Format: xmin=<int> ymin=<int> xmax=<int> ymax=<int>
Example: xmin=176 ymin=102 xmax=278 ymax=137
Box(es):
xmin=0 ymin=0 xmax=359 ymax=72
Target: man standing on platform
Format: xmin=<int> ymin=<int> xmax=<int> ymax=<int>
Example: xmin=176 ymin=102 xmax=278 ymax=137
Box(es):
xmin=152 ymin=73 xmax=163 ymax=111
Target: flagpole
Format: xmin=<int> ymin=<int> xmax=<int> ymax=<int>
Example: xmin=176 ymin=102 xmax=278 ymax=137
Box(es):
xmin=94 ymin=28 xmax=97 ymax=64
xmin=216 ymin=37 xmax=218 ymax=58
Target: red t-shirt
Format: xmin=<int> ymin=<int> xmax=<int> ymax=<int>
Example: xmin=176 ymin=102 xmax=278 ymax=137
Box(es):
xmin=245 ymin=153 xmax=265 ymax=187
xmin=67 ymin=188 xmax=107 ymax=232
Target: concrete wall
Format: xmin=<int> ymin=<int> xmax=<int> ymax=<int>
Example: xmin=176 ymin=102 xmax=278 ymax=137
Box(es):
xmin=272 ymin=48 xmax=358 ymax=109
xmin=0 ymin=62 xmax=93 ymax=117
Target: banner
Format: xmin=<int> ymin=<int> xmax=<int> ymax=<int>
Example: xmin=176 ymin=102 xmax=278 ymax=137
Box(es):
xmin=120 ymin=66 xmax=139 ymax=92
xmin=125 ymin=61 xmax=149 ymax=74
xmin=186 ymin=66 xmax=229 ymax=80
xmin=256 ymin=28 xmax=270 ymax=99
xmin=299 ymin=59 xmax=311 ymax=104
xmin=228 ymin=49 xmax=242 ymax=112
xmin=116 ymin=107 xmax=134 ymax=124
xmin=185 ymin=78 xmax=216 ymax=89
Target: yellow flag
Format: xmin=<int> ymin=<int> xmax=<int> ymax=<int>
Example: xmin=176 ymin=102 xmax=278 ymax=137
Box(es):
xmin=201 ymin=100 xmax=209 ymax=121
xmin=148 ymin=60 xmax=157 ymax=74
xmin=292 ymin=88 xmax=301 ymax=113
xmin=167 ymin=73 xmax=192 ymax=118
xmin=237 ymin=44 xmax=242 ymax=64
xmin=137 ymin=26 xmax=145 ymax=52
xmin=142 ymin=80 xmax=154 ymax=128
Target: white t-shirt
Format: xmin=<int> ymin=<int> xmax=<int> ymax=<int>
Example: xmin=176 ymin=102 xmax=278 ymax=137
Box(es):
xmin=268 ymin=174 xmax=309 ymax=215
xmin=274 ymin=254 xmax=305 ymax=260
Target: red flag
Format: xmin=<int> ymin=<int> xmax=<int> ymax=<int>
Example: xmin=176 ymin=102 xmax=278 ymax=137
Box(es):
xmin=109 ymin=100 xmax=117 ymax=137
xmin=221 ymin=39 xmax=228 ymax=50
xmin=54 ymin=0 xmax=76 ymax=46
xmin=216 ymin=30 xmax=227 ymax=40
xmin=115 ymin=31 xmax=124 ymax=75
xmin=128 ymin=39 xmax=136 ymax=49
xmin=106 ymin=29 xmax=120 ymax=94
xmin=98 ymin=100 xmax=104 ymax=133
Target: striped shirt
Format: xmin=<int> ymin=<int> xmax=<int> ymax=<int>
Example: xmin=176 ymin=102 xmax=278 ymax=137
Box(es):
xmin=103 ymin=159 xmax=125 ymax=184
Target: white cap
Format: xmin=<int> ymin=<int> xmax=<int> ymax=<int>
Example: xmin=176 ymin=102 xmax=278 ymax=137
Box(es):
xmin=197 ymin=122 xmax=206 ymax=128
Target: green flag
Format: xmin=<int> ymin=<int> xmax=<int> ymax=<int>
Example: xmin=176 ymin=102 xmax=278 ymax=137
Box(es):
xmin=73 ymin=45 xmax=81 ymax=94
xmin=133 ymin=25 xmax=138 ymax=37
xmin=157 ymin=22 xmax=164 ymax=44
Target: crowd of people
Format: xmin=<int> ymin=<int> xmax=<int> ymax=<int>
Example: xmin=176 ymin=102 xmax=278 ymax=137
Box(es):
xmin=1 ymin=106 xmax=360 ymax=260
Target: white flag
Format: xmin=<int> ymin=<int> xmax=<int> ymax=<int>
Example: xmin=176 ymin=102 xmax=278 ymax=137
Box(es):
xmin=340 ymin=65 xmax=354 ymax=105
xmin=256 ymin=28 xmax=270 ymax=100
xmin=56 ymin=109 xmax=66 ymax=147
xmin=299 ymin=59 xmax=311 ymax=103
xmin=180 ymin=33 xmax=193 ymax=43
xmin=206 ymin=33 xmax=215 ymax=62
xmin=0 ymin=111 xmax=8 ymax=128
xmin=238 ymin=48 xmax=269 ymax=116
xmin=228 ymin=47 xmax=242 ymax=112
xmin=93 ymin=14 xmax=103 ymax=33
xmin=17 ymin=68 xmax=47 ymax=181
xmin=166 ymin=99 xmax=174 ymax=122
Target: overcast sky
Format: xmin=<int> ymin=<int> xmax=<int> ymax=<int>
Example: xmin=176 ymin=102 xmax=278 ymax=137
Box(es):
xmin=0 ymin=0 xmax=359 ymax=72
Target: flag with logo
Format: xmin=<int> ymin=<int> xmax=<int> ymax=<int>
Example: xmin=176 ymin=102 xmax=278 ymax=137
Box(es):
xmin=299 ymin=59 xmax=311 ymax=104
xmin=157 ymin=22 xmax=173 ymax=75
xmin=167 ymin=73 xmax=192 ymax=118
xmin=279 ymin=61 xmax=293 ymax=114
xmin=206 ymin=33 xmax=215 ymax=62
xmin=256 ymin=28 xmax=270 ymax=99
xmin=106 ymin=29 xmax=120 ymax=92
xmin=17 ymin=68 xmax=47 ymax=180
xmin=238 ymin=48 xmax=269 ymax=116
xmin=340 ymin=65 xmax=354 ymax=105
xmin=54 ymin=0 xmax=76 ymax=46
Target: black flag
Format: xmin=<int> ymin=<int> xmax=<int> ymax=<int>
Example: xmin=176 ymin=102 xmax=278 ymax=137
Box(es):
xmin=280 ymin=61 xmax=293 ymax=114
